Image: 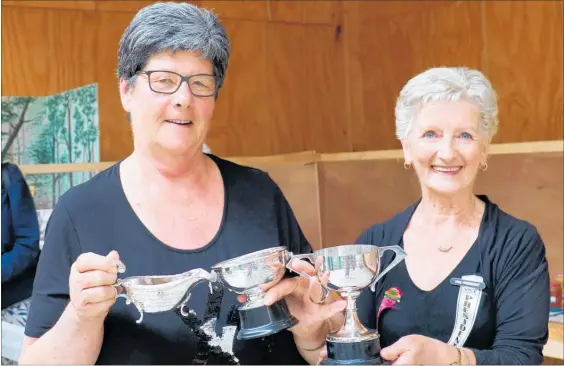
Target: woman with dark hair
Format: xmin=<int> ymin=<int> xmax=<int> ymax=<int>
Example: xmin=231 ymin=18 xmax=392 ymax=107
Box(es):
xmin=19 ymin=3 xmax=344 ymax=365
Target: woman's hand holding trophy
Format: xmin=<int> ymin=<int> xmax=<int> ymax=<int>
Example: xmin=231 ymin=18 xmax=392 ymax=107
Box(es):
xmin=68 ymin=250 xmax=125 ymax=324
xmin=259 ymin=256 xmax=347 ymax=359
xmin=108 ymin=245 xmax=405 ymax=365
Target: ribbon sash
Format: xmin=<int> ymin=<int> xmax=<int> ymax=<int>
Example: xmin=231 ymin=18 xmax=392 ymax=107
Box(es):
xmin=447 ymin=275 xmax=484 ymax=347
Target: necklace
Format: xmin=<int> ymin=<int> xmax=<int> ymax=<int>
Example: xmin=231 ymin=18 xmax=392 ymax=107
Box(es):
xmin=438 ymin=245 xmax=453 ymax=253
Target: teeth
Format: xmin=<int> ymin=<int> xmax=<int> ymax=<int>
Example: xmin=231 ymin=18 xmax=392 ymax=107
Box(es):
xmin=168 ymin=119 xmax=192 ymax=125
xmin=433 ymin=166 xmax=461 ymax=172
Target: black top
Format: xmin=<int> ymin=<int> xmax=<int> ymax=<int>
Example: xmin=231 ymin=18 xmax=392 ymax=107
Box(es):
xmin=25 ymin=155 xmax=311 ymax=365
xmin=355 ymin=195 xmax=550 ymax=365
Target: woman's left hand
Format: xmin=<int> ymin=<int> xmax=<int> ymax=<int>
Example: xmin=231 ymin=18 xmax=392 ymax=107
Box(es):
xmin=380 ymin=335 xmax=459 ymax=365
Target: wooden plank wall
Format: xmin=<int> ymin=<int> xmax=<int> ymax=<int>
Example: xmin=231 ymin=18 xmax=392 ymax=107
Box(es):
xmin=318 ymin=151 xmax=564 ymax=278
xmin=2 ymin=1 xmax=563 ymax=161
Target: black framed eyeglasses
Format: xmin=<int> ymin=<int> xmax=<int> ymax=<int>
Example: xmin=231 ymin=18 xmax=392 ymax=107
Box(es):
xmin=138 ymin=70 xmax=220 ymax=97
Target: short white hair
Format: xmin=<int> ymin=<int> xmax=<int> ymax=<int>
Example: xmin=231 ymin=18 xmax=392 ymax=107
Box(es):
xmin=395 ymin=67 xmax=499 ymax=140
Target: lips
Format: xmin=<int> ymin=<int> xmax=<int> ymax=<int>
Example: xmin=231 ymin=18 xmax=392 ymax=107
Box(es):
xmin=166 ymin=119 xmax=193 ymax=126
xmin=432 ymin=165 xmax=462 ymax=173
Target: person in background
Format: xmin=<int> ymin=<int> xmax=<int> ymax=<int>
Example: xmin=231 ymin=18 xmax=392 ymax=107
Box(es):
xmin=1 ymin=162 xmax=41 ymax=309
xmin=19 ymin=2 xmax=345 ymax=365
xmin=344 ymin=67 xmax=550 ymax=365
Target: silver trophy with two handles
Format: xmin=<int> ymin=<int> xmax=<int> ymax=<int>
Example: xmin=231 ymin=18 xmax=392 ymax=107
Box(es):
xmin=210 ymin=246 xmax=299 ymax=339
xmin=289 ymin=244 xmax=407 ymax=365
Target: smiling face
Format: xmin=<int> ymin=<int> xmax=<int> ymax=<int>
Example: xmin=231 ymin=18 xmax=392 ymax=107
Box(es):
xmin=119 ymin=50 xmax=216 ymax=158
xmin=401 ymin=100 xmax=489 ymax=196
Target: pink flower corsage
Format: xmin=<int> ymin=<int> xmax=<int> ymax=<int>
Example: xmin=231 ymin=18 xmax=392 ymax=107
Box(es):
xmin=377 ymin=287 xmax=403 ymax=326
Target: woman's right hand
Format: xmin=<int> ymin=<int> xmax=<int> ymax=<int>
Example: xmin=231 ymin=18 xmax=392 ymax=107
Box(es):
xmin=68 ymin=250 xmax=122 ymax=323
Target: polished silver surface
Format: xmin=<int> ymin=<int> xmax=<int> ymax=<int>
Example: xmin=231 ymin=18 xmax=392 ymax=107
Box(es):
xmin=314 ymin=244 xmax=380 ymax=292
xmin=112 ymin=268 xmax=217 ymax=324
xmin=211 ymin=246 xmax=288 ymax=309
xmin=290 ymin=244 xmax=407 ymax=343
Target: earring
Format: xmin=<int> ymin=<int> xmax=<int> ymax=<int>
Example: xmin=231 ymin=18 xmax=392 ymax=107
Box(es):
xmin=480 ymin=162 xmax=488 ymax=171
xmin=403 ymin=162 xmax=411 ymax=170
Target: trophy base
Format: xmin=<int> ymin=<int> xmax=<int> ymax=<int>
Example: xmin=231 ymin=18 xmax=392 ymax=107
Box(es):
xmin=237 ymin=299 xmax=298 ymax=340
xmin=321 ymin=336 xmax=386 ymax=365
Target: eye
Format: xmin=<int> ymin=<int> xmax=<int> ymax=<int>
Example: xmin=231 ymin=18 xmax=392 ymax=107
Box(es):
xmin=422 ymin=131 xmax=437 ymax=138
xmin=459 ymin=132 xmax=474 ymax=140
xmin=155 ymin=78 xmax=174 ymax=85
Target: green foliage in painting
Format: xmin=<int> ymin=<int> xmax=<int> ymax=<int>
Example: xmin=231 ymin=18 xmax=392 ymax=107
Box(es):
xmin=1 ymin=84 xmax=100 ymax=209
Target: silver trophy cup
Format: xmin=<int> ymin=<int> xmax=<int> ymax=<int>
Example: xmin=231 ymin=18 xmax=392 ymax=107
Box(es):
xmin=112 ymin=261 xmax=217 ymax=324
xmin=289 ymin=244 xmax=407 ymax=365
xmin=211 ymin=246 xmax=298 ymax=340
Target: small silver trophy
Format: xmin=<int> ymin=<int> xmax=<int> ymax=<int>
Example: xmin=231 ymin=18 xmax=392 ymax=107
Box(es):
xmin=289 ymin=244 xmax=407 ymax=365
xmin=112 ymin=261 xmax=217 ymax=324
xmin=211 ymin=246 xmax=299 ymax=340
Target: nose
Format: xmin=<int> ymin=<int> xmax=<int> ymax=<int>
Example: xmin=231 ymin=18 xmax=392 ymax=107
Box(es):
xmin=172 ymin=80 xmax=193 ymax=109
xmin=436 ymin=136 xmax=456 ymax=161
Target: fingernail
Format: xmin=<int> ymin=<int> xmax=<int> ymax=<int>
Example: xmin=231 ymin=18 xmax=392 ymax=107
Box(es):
xmin=115 ymin=260 xmax=126 ymax=273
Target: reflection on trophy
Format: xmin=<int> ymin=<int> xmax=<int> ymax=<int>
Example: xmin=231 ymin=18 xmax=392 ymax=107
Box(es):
xmin=112 ymin=261 xmax=217 ymax=324
xmin=210 ymin=246 xmax=299 ymax=340
xmin=289 ymin=244 xmax=407 ymax=365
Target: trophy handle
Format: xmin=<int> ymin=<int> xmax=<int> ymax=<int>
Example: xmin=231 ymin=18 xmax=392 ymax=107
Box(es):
xmin=369 ymin=246 xmax=407 ymax=292
xmin=286 ymin=253 xmax=331 ymax=302
xmin=112 ymin=280 xmax=145 ymax=324
xmin=179 ymin=293 xmax=192 ymax=317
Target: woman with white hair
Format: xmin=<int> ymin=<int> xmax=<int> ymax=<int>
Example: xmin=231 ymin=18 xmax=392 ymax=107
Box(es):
xmin=337 ymin=67 xmax=550 ymax=365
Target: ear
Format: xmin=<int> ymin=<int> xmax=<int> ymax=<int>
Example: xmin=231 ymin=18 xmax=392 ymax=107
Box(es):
xmin=400 ymin=139 xmax=412 ymax=164
xmin=480 ymin=139 xmax=490 ymax=165
xmin=119 ymin=77 xmax=133 ymax=113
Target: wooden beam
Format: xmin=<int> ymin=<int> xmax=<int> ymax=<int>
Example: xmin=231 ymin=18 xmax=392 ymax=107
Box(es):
xmin=19 ymin=162 xmax=115 ymax=175
xmin=17 ymin=141 xmax=563 ymax=175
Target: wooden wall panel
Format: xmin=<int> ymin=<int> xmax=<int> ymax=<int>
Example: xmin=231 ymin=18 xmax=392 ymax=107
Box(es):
xmin=96 ymin=11 xmax=135 ymax=161
xmin=347 ymin=0 xmax=451 ymax=23
xmin=46 ymin=10 xmax=97 ymax=94
xmin=95 ymin=1 xmax=168 ymax=13
xmin=2 ymin=0 xmax=95 ymax=11
xmin=319 ymin=152 xmax=564 ymax=277
xmin=2 ymin=1 xmax=562 ymax=160
xmin=207 ymin=20 xmax=269 ymax=156
xmin=96 ymin=0 xmax=268 ymax=21
xmin=319 ymin=158 xmax=420 ymax=247
xmin=266 ymin=23 xmax=349 ymax=154
xmin=268 ymin=1 xmax=342 ymax=25
xmin=2 ymin=7 xmax=50 ymax=96
xmin=1 ymin=7 xmax=97 ymax=96
xmin=345 ymin=1 xmax=484 ymax=152
xmin=198 ymin=1 xmax=267 ymax=21
xmin=475 ymin=152 xmax=564 ymax=277
xmin=485 ymin=1 xmax=563 ymax=143
xmin=261 ymin=162 xmax=322 ymax=251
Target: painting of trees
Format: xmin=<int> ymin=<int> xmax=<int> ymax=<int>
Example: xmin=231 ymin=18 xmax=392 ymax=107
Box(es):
xmin=1 ymin=83 xmax=100 ymax=209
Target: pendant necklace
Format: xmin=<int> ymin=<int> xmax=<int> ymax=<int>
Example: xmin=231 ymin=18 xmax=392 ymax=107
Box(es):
xmin=438 ymin=245 xmax=453 ymax=253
